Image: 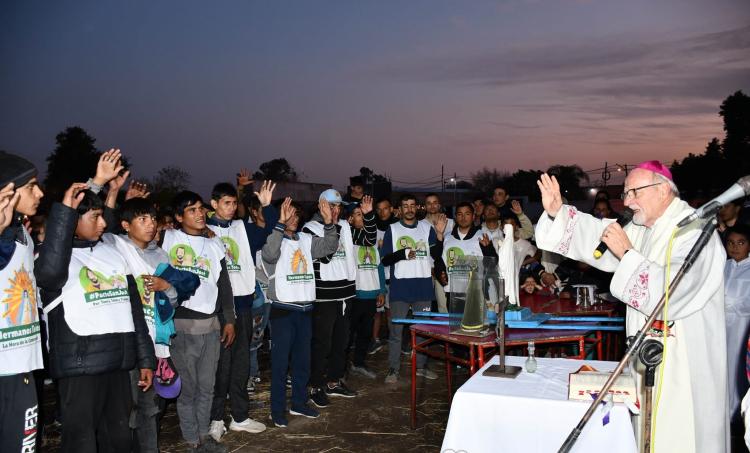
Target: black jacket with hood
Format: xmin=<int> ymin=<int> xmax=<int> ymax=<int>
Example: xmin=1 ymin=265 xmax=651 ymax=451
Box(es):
xmin=35 ymin=203 xmax=155 ymax=379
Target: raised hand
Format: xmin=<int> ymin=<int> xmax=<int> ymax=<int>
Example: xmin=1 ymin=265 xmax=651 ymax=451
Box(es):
xmin=319 ymin=198 xmax=333 ymax=224
xmin=0 ymin=183 xmax=20 ymax=234
xmin=63 ymin=183 xmax=89 ymax=210
xmin=108 ymin=169 xmax=130 ymax=193
xmin=279 ymin=197 xmax=294 ymax=224
xmin=479 ymin=233 xmax=491 ymax=247
xmin=253 ymin=180 xmax=276 ymax=207
xmin=511 ymin=200 xmax=523 ymax=215
xmin=537 ymin=173 xmax=563 ymax=217
xmin=360 ymin=195 xmax=373 ymax=214
xmin=125 ymin=180 xmax=151 ymax=201
xmin=236 ymin=168 xmax=254 ymax=187
xmin=93 ymin=149 xmax=125 ymax=186
xmin=435 ymin=213 xmax=448 ymax=235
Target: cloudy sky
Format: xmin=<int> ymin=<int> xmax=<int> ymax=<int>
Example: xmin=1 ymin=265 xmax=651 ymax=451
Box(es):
xmin=1 ymin=0 xmax=749 ymax=195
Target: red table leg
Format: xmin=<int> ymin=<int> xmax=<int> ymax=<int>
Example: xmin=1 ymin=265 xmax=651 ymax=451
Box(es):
xmin=596 ymin=331 xmax=603 ymax=361
xmin=411 ymin=328 xmax=417 ymax=429
xmin=469 ymin=344 xmax=476 ymax=375
xmin=445 ymin=342 xmax=452 ymax=399
xmin=578 ymin=337 xmax=585 ymax=360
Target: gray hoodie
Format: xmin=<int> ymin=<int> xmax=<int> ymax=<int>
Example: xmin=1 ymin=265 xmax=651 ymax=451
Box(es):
xmin=260 ymin=223 xmax=338 ymax=303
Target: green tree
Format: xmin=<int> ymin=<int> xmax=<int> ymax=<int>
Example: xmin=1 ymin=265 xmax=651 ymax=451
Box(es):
xmin=506 ymin=169 xmax=544 ymax=201
xmin=547 ymin=165 xmax=589 ymax=200
xmin=42 ymin=126 xmax=129 ymax=208
xmin=253 ymin=158 xmax=297 ymax=181
xmin=148 ymin=166 xmax=191 ymax=208
xmin=719 ymin=90 xmax=750 ymax=179
xmin=471 ymin=167 xmax=509 ymax=195
xmin=672 ymin=90 xmax=750 ymax=197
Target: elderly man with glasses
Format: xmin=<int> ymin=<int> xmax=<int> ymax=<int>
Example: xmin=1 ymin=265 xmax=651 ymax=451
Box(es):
xmin=534 ymin=161 xmax=728 ymax=453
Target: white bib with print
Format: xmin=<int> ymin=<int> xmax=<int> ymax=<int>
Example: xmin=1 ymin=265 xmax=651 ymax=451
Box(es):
xmin=304 ymin=220 xmax=355 ymax=281
xmin=442 ymin=234 xmax=484 ymax=292
xmin=208 ymin=220 xmax=255 ymax=296
xmin=390 ymin=222 xmax=432 ymax=279
xmin=0 ymin=229 xmax=44 ymax=374
xmin=273 ymin=233 xmax=316 ymax=302
xmin=162 ymin=229 xmax=223 ymax=314
xmin=57 ymin=244 xmax=135 ymax=336
xmin=353 ymin=244 xmax=380 ymax=291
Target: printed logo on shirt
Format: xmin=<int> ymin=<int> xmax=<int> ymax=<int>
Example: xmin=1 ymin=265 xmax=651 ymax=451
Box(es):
xmin=1 ymin=265 xmax=41 ymax=350
xmin=79 ymin=267 xmax=129 ymax=305
xmin=396 ymin=236 xmax=428 ymax=257
xmin=331 ymin=241 xmax=347 ymax=260
xmin=135 ymin=276 xmax=156 ymax=325
xmin=357 ymin=246 xmax=378 ymax=269
xmin=168 ymin=244 xmax=210 ymax=279
xmin=287 ymin=249 xmax=313 ymax=282
xmin=219 ymin=237 xmax=241 ymax=272
xmin=2 ymin=265 xmax=37 ymax=327
xmin=23 ymin=403 xmax=38 ymax=452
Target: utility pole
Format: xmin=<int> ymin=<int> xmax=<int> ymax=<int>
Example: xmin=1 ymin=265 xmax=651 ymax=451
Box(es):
xmin=441 ymin=164 xmax=445 ymax=195
xmin=602 ymin=161 xmax=611 ymax=188
xmin=453 ymin=172 xmax=457 ymax=207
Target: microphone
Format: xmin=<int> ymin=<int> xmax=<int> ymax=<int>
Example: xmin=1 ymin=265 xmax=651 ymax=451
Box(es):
xmin=594 ymin=209 xmax=634 ymax=259
xmin=677 ymin=175 xmax=750 ymax=228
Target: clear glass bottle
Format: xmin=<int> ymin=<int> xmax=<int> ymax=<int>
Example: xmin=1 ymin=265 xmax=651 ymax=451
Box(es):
xmin=525 ymin=340 xmax=537 ymax=373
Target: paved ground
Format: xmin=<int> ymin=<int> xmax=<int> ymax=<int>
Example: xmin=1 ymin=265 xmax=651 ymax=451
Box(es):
xmin=41 ymin=344 xmax=460 ymax=452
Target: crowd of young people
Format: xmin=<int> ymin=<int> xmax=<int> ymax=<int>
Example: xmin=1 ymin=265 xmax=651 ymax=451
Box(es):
xmin=3 ymin=149 xmax=749 ymax=452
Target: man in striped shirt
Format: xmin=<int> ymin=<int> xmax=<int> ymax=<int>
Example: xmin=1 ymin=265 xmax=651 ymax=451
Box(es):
xmin=303 ymin=190 xmax=377 ymax=408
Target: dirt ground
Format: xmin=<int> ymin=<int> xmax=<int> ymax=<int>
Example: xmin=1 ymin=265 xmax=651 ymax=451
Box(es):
xmin=40 ymin=344 xmax=461 ymax=453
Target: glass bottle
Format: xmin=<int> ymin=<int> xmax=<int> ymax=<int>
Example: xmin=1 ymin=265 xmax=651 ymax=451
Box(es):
xmin=525 ymin=341 xmax=537 ymax=373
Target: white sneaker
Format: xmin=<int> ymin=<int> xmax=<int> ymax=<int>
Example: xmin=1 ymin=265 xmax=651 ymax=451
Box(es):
xmin=229 ymin=416 xmax=267 ymax=434
xmin=416 ymin=367 xmax=438 ymax=380
xmin=208 ymin=420 xmax=226 ymax=442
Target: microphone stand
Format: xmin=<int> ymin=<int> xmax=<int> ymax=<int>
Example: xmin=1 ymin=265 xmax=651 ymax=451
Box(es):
xmin=559 ymin=217 xmax=718 ymax=453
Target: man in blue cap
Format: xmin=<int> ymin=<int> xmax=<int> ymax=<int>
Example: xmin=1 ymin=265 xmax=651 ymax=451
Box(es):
xmin=302 ymin=189 xmax=377 ymax=408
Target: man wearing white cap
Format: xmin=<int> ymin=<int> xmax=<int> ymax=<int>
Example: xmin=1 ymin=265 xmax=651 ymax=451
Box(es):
xmin=535 ymin=161 xmax=728 ymax=452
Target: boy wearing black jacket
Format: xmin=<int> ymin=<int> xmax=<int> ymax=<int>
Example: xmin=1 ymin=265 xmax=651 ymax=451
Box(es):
xmin=37 ymin=150 xmax=155 ymax=453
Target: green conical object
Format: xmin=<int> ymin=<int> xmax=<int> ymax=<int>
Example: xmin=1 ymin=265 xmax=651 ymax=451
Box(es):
xmin=461 ymin=269 xmax=485 ymax=331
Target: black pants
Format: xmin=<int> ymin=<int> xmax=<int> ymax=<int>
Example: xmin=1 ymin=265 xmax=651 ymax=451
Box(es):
xmin=346 ymin=298 xmax=376 ymax=367
xmin=0 ymin=372 xmax=38 ymax=453
xmin=310 ymin=300 xmax=349 ymax=387
xmin=58 ymin=370 xmax=132 ymax=453
xmin=210 ymin=311 xmax=252 ymax=422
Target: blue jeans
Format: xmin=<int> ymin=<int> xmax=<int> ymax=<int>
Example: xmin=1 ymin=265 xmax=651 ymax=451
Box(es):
xmin=270 ymin=310 xmax=312 ymax=415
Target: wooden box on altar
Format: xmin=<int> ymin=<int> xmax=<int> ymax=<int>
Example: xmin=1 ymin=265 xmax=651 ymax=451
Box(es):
xmin=568 ymin=365 xmax=638 ymax=405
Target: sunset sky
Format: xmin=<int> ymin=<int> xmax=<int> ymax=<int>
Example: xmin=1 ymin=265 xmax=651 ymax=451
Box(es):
xmin=2 ymin=0 xmax=749 ymax=195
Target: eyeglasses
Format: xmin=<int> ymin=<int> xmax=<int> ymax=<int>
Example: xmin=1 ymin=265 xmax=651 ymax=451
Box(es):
xmin=620 ymin=182 xmax=663 ymax=201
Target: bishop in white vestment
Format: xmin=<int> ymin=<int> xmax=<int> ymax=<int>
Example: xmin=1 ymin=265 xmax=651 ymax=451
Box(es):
xmin=535 ymin=161 xmax=728 ymax=453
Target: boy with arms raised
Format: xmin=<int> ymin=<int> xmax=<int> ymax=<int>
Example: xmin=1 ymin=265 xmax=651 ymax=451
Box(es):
xmin=36 ymin=150 xmax=155 ymax=453
xmin=206 ymin=181 xmax=275 ymax=439
xmin=261 ymin=198 xmax=339 ymax=427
